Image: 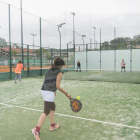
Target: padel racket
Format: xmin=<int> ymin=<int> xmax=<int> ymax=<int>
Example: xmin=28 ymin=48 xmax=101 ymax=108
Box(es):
xmin=70 ymin=98 xmax=82 ymax=112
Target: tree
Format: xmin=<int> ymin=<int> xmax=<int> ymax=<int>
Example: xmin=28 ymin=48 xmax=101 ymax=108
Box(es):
xmin=110 ymin=37 xmax=128 ymax=50
xmin=46 ymin=52 xmax=51 ymax=60
xmin=35 ymin=48 xmax=51 ymax=60
xmin=13 ymin=43 xmax=21 ymax=49
xmin=132 ymin=35 xmax=140 ymax=46
xmin=0 ymin=37 xmax=7 ymax=47
xmin=102 ymin=41 xmax=110 ymax=50
xmin=124 ymin=37 xmax=131 ymax=42
xmin=133 ymin=34 xmax=140 ymax=41
xmin=11 ymin=50 xmax=18 ymax=56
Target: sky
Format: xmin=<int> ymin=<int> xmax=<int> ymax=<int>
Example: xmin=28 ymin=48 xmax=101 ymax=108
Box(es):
xmin=0 ymin=0 xmax=140 ymax=48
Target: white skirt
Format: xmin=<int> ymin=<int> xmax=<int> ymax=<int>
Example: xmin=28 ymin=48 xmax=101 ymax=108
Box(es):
xmin=41 ymin=90 xmax=55 ymax=102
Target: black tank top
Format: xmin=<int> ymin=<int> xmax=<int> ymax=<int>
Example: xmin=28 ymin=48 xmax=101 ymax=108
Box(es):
xmin=41 ymin=66 xmax=62 ymax=92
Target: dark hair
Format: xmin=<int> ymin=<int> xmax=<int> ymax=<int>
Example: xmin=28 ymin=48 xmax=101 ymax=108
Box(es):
xmin=52 ymin=57 xmax=64 ymax=70
xmin=54 ymin=57 xmax=64 ymax=66
xmin=19 ymin=60 xmax=22 ymax=63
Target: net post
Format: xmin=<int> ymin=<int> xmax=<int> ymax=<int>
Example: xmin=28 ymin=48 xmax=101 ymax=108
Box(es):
xmin=79 ymin=46 xmax=80 ymax=51
xmin=8 ymin=4 xmax=12 ymax=80
xmin=86 ymin=44 xmax=88 ymax=70
xmin=100 ymin=28 xmax=101 ymax=72
xmin=27 ymin=45 xmax=29 ymax=77
xmin=40 ymin=17 xmax=42 ymax=76
xmin=67 ymin=43 xmax=68 ymax=70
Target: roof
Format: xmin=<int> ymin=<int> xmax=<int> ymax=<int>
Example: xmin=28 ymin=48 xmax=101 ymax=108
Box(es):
xmin=0 ymin=46 xmax=33 ymax=53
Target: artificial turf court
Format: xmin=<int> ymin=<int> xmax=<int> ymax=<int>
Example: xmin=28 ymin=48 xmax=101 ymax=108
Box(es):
xmin=0 ymin=76 xmax=140 ymax=140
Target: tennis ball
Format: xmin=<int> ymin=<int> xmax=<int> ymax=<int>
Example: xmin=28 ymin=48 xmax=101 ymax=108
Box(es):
xmin=77 ymin=96 xmax=80 ymax=100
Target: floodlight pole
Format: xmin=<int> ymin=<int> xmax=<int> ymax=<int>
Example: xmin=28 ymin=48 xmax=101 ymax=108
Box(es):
xmin=70 ymin=13 xmax=75 ymax=51
xmin=31 ymin=33 xmax=37 ymax=64
xmin=57 ymin=23 xmax=65 ymax=58
xmin=58 ymin=26 xmax=61 ymax=58
xmin=93 ymin=27 xmax=96 ymax=49
xmin=82 ymin=35 xmax=86 ymax=51
xmin=69 ymin=42 xmax=72 ymax=49
xmin=20 ymin=0 xmax=24 ymax=66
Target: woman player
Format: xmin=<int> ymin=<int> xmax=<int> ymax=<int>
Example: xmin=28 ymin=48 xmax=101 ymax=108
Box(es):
xmin=121 ymin=59 xmax=126 ymax=74
xmin=76 ymin=61 xmax=81 ymax=72
xmin=14 ymin=60 xmax=24 ymax=84
xmin=31 ymin=57 xmax=71 ymax=140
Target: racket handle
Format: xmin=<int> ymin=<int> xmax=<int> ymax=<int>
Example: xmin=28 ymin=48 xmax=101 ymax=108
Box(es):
xmin=65 ymin=93 xmax=71 ymax=99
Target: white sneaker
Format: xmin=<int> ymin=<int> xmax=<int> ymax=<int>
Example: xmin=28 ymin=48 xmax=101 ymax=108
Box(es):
xmin=20 ymin=82 xmax=23 ymax=84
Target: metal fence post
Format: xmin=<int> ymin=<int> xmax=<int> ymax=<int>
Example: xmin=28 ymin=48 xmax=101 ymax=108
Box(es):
xmin=67 ymin=43 xmax=68 ymax=69
xmin=40 ymin=17 xmax=42 ymax=76
xmin=130 ymin=41 xmax=132 ymax=72
xmin=20 ymin=0 xmax=24 ymax=69
xmin=114 ymin=27 xmax=116 ymax=72
xmin=86 ymin=44 xmax=88 ymax=70
xmin=74 ymin=44 xmax=75 ymax=69
xmin=51 ymin=48 xmax=53 ymax=65
xmin=8 ymin=4 xmax=12 ymax=79
xmin=100 ymin=28 xmax=101 ymax=71
xmin=27 ymin=45 xmax=29 ymax=77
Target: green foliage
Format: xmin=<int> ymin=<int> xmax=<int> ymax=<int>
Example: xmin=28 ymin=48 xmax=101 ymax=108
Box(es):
xmin=24 ymin=56 xmax=32 ymax=60
xmin=11 ymin=50 xmax=18 ymax=55
xmin=101 ymin=35 xmax=140 ymax=50
xmin=102 ymin=41 xmax=110 ymax=50
xmin=132 ymin=35 xmax=140 ymax=45
xmin=35 ymin=48 xmax=51 ymax=60
xmin=101 ymin=37 xmax=131 ymax=50
xmin=0 ymin=37 xmax=7 ymax=46
xmin=13 ymin=43 xmax=21 ymax=49
xmin=45 ymin=52 xmax=51 ymax=60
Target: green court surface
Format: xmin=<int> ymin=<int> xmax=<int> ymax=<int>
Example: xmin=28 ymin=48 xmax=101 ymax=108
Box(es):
xmin=0 ymin=77 xmax=140 ymax=140
xmin=62 ymin=70 xmax=140 ymax=84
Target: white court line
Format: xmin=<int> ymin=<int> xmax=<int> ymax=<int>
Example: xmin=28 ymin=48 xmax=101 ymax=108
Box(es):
xmin=1 ymin=92 xmax=40 ymax=104
xmin=0 ymin=102 xmax=140 ymax=130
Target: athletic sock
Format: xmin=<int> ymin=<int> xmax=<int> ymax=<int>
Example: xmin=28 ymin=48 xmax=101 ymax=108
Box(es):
xmin=36 ymin=126 xmax=41 ymax=132
xmin=51 ymin=123 xmax=55 ymax=127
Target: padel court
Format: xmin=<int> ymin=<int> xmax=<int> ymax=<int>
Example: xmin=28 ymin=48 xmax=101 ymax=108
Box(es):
xmin=0 ymin=73 xmax=140 ymax=140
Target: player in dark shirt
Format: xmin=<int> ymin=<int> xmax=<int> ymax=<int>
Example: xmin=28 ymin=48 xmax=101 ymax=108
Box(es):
xmin=76 ymin=61 xmax=81 ymax=72
xmin=31 ymin=57 xmax=71 ymax=140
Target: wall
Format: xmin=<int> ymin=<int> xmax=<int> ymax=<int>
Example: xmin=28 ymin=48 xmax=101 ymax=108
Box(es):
xmin=75 ymin=49 xmax=140 ymax=70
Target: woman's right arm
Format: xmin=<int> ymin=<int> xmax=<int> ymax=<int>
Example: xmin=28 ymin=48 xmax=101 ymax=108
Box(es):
xmin=56 ymin=72 xmax=71 ymax=99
